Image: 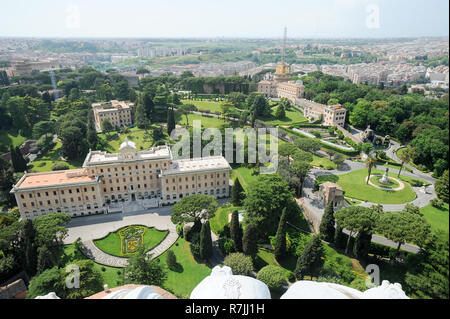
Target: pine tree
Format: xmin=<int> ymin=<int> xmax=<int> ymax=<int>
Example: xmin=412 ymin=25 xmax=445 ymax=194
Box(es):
xmin=334 ymin=225 xmax=346 ymax=249
xmin=199 ymin=220 xmax=212 ymax=261
xmin=294 ymin=235 xmax=324 ymax=280
xmin=230 ymin=211 xmax=243 ymax=252
xmin=275 ymin=104 xmax=286 ymax=119
xmin=231 ymin=178 xmax=245 ymax=206
xmin=274 ymin=208 xmax=287 ymax=260
xmin=243 ymin=223 xmax=258 ymax=257
xmin=167 ymin=107 xmax=176 ymax=136
xmin=319 ymin=201 xmax=335 ymax=243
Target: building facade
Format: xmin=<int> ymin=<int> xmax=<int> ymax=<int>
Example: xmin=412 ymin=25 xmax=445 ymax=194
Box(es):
xmin=301 ymin=99 xmax=347 ymax=127
xmin=11 ymin=141 xmax=231 ymax=220
xmin=92 ymin=100 xmax=135 ymax=132
xmin=277 ymin=80 xmax=305 ymax=104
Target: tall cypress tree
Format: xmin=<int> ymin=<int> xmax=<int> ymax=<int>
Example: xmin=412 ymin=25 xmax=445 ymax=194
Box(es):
xmin=231 ymin=178 xmax=245 ymax=206
xmin=274 ymin=208 xmax=287 ymax=260
xmin=334 ymin=225 xmax=346 ymax=249
xmin=230 ymin=211 xmax=243 ymax=252
xmin=167 ymin=107 xmax=175 ymax=136
xmin=36 ymin=246 xmax=55 ymax=274
xmin=135 ymin=95 xmax=149 ymax=129
xmin=294 ymin=235 xmax=324 ymax=280
xmin=16 ymin=146 xmax=27 ymax=172
xmin=87 ymin=110 xmax=98 ymax=149
xmin=23 ymin=219 xmax=37 ymax=276
xmin=319 ymin=201 xmax=335 ymax=243
xmin=199 ymin=220 xmax=213 ymax=261
xmin=243 ymin=223 xmax=258 ymax=257
xmin=353 ymin=231 xmax=372 ymax=264
xmin=143 ymin=92 xmax=155 ymax=123
xmin=10 ymin=145 xmax=26 ymax=172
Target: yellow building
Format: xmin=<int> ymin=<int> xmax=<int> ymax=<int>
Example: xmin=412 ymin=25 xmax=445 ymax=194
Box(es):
xmin=273 ymin=61 xmax=291 ymax=83
xmin=11 ymin=141 xmax=231 ymax=220
xmin=92 ymin=100 xmax=135 ymax=132
xmin=277 ymin=80 xmax=305 ymax=104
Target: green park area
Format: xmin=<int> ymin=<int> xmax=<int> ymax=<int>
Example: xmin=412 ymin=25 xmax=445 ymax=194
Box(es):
xmin=262 ymin=105 xmax=308 ymax=126
xmin=93 ymin=225 xmax=168 ymax=257
xmin=98 ymin=126 xmax=162 ymax=153
xmin=28 ymin=141 xmax=84 ymax=173
xmin=315 ymin=169 xmax=424 ymax=204
xmin=420 ymin=203 xmax=449 ymax=235
xmin=210 ymin=205 xmax=243 ymax=235
xmin=176 ymin=112 xmax=228 ymax=128
xmin=181 ymin=99 xmax=227 ymax=114
xmin=156 ymin=238 xmax=212 ymax=298
xmin=0 ymin=129 xmax=27 ymax=153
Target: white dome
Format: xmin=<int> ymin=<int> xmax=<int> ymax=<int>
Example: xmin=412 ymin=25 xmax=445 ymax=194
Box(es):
xmin=281 ymin=281 xmax=363 ymax=299
xmin=190 ymin=266 xmax=271 ymax=299
xmin=362 ymin=280 xmax=409 ymax=299
xmin=102 ymin=286 xmax=162 ymax=299
xmin=35 ymin=292 xmax=61 ymax=299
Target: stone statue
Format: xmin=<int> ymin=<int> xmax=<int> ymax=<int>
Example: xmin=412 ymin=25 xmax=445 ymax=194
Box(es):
xmin=379 ymin=167 xmax=390 ymax=184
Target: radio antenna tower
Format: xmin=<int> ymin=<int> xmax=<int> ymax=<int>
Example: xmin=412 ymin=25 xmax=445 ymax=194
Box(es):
xmin=282 ymin=27 xmax=287 ymax=63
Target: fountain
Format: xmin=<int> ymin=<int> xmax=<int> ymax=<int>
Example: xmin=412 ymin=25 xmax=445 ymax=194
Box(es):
xmin=379 ymin=167 xmax=391 ymax=185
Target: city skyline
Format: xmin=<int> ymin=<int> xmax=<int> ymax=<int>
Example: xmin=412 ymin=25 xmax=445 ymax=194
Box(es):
xmin=1 ymin=0 xmax=449 ymax=39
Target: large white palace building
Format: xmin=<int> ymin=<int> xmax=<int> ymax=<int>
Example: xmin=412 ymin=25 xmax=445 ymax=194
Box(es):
xmin=10 ymin=141 xmax=231 ymax=220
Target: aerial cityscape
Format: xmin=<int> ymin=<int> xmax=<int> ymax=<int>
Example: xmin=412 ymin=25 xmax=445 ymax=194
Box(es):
xmin=0 ymin=0 xmax=448 ymax=308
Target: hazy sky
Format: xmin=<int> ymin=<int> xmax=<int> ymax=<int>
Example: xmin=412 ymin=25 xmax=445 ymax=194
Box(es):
xmin=1 ymin=0 xmax=448 ymax=38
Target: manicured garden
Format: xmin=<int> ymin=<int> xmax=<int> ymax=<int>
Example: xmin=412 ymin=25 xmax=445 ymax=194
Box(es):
xmin=97 ymin=126 xmax=159 ymax=153
xmin=369 ymin=175 xmax=401 ymax=189
xmin=28 ymin=141 xmax=84 ymax=172
xmin=231 ymin=166 xmax=261 ymax=191
xmin=317 ymin=169 xmax=418 ymax=204
xmin=209 ymin=204 xmax=243 ymax=235
xmin=93 ymin=225 xmax=168 ymax=257
xmin=261 ymin=106 xmax=308 ymax=126
xmin=177 ymin=112 xmax=228 ymax=128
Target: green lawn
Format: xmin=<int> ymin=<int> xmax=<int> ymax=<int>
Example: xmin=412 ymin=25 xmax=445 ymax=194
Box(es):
xmin=0 ymin=129 xmax=27 ymax=152
xmin=177 ymin=112 xmax=228 ymax=129
xmin=261 ymin=106 xmax=308 ymax=126
xmin=98 ymin=127 xmax=161 ymax=153
xmin=334 ymin=169 xmax=417 ymax=204
xmin=209 ymin=205 xmax=243 ymax=235
xmin=181 ymin=99 xmax=236 ymax=114
xmin=420 ymin=203 xmax=449 ymax=234
xmin=312 ymin=154 xmax=337 ymax=170
xmin=93 ymin=225 xmax=168 ymax=257
xmin=156 ymin=238 xmax=211 ymax=298
xmin=28 ymin=141 xmax=84 ymax=172
xmin=231 ymin=166 xmax=261 ymax=191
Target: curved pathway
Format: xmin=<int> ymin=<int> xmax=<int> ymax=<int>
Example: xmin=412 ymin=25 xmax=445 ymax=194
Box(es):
xmin=80 ymin=229 xmax=178 ymax=268
xmin=64 ymin=206 xmax=179 ymax=267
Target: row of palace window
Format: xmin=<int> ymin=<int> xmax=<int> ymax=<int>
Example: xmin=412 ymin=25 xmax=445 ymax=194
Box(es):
xmin=19 ymin=187 xmax=96 ymax=199
xmin=166 ymin=180 xmax=227 ymax=192
xmin=103 ymin=175 xmax=159 ymax=184
xmin=165 ymin=173 xmax=227 ymax=184
xmin=98 ymin=162 xmax=166 ymax=174
xmin=165 ymin=188 xmax=227 ymax=200
xmin=23 ymin=204 xmax=100 ymax=216
xmin=103 ymin=182 xmax=160 ymax=193
xmin=22 ymin=195 xmax=97 ymax=208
